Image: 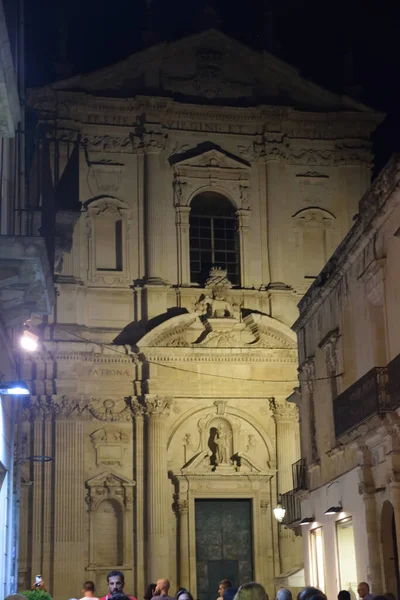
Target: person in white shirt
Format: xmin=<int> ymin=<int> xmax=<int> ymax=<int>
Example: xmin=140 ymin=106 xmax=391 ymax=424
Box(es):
xmin=79 ymin=581 xmax=99 ymax=600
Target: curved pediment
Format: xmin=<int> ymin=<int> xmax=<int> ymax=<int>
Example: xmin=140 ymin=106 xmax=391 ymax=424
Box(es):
xmin=136 ymin=310 xmax=296 ymax=350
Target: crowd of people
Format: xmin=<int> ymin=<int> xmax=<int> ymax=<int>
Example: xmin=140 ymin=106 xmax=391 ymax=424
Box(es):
xmin=4 ymin=569 xmax=398 ymax=600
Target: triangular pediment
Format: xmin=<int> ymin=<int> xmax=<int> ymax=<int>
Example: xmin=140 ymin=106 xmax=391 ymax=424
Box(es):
xmin=174 ymin=147 xmax=250 ymax=170
xmin=86 ymin=470 xmax=135 ymax=488
xmin=50 ymin=29 xmax=375 ymax=112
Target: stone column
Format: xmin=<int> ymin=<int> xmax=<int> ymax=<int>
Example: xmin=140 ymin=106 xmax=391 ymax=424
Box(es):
xmin=271 ymin=400 xmax=299 ymax=494
xmin=236 ymin=208 xmax=251 ymax=288
xmin=175 ymin=205 xmax=191 ymax=286
xmin=145 ymin=395 xmax=174 ymax=581
xmin=133 ymin=401 xmax=145 ymax=597
xmin=143 ymin=137 xmax=165 ymax=283
xmin=175 ymin=498 xmax=190 ymax=589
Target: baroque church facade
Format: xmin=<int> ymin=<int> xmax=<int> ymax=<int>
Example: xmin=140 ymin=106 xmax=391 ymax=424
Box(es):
xmin=19 ymin=29 xmax=382 ymax=600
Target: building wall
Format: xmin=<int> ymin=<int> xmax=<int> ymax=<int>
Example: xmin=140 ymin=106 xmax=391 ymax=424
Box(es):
xmin=294 ymin=156 xmax=400 ymax=597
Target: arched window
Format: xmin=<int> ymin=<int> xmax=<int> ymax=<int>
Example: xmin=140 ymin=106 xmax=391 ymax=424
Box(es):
xmin=189 ymin=192 xmax=240 ymax=285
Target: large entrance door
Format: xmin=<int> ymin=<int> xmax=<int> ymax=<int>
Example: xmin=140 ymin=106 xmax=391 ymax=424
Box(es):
xmin=195 ymin=499 xmax=253 ymax=600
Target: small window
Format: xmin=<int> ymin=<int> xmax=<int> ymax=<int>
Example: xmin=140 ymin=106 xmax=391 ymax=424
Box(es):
xmin=189 ymin=192 xmax=240 ymax=285
xmin=310 ymin=527 xmax=325 ymax=592
xmin=95 ymin=216 xmax=123 ymax=271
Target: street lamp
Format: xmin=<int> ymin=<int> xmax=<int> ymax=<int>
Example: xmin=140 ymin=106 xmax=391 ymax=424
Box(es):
xmin=0 ymin=381 xmax=30 ymax=395
xmin=273 ymin=503 xmax=286 ymax=523
xmin=20 ymin=329 xmax=39 ymax=352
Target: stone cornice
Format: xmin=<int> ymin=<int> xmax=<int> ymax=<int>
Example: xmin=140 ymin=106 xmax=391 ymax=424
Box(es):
xmin=28 ymin=88 xmax=381 ymax=142
xmin=141 ymin=349 xmax=298 ymax=364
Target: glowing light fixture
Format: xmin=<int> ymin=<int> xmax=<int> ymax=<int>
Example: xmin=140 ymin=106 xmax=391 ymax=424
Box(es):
xmin=0 ymin=381 xmax=30 ymax=395
xmin=273 ymin=503 xmax=286 ymax=523
xmin=300 ymin=517 xmax=315 ymax=526
xmin=325 ymin=505 xmax=342 ymax=515
xmin=20 ymin=329 xmax=39 ymax=352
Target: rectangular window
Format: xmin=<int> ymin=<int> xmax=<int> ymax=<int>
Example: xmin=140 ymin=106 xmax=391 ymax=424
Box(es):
xmin=95 ymin=217 xmax=123 ymax=271
xmin=336 ymin=518 xmax=357 ymax=593
xmin=189 ymin=214 xmax=239 ymax=285
xmin=310 ymin=527 xmax=325 ymax=592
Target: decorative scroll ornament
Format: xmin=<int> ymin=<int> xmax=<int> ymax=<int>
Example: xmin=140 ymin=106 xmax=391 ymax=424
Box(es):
xmin=85 ymin=471 xmax=136 ymax=512
xmin=144 ymin=395 xmax=175 ymax=417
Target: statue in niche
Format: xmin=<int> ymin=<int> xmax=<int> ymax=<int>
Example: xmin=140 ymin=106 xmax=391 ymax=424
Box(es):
xmin=195 ymin=267 xmax=238 ymax=318
xmin=208 ymin=425 xmax=232 ymax=467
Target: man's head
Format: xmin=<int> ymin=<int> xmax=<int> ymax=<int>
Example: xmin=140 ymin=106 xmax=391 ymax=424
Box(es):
xmin=277 ymin=589 xmax=292 ymax=600
xmin=155 ymin=579 xmax=170 ymax=596
xmin=218 ymin=581 xmax=232 ymax=598
xmin=107 ymin=571 xmax=125 ymax=596
xmin=357 ymin=583 xmax=370 ymax=599
xmin=82 ymin=582 xmax=96 ymax=596
xmin=338 ymin=592 xmax=350 ymax=600
xmin=298 ymin=588 xmax=326 ymax=600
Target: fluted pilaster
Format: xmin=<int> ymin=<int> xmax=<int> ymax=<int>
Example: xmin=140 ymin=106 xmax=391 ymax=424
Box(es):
xmin=144 ymin=139 xmax=165 ymax=283
xmin=145 ymin=395 xmax=174 ymax=581
xmin=271 ymin=401 xmax=299 ymax=494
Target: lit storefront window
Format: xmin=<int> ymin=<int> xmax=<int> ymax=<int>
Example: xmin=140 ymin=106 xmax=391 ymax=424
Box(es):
xmin=336 ymin=518 xmax=357 ymax=594
xmin=310 ymin=527 xmax=325 ymax=592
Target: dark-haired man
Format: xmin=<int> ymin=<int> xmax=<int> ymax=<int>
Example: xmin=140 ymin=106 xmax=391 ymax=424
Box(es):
xmin=99 ymin=571 xmax=137 ymax=600
xmin=79 ymin=581 xmax=99 ymax=600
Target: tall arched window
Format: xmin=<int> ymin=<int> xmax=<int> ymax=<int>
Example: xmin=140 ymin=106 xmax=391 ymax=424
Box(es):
xmin=189 ymin=192 xmax=240 ymax=285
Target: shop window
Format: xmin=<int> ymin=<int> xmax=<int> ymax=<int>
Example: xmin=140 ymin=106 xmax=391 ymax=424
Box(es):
xmin=189 ymin=192 xmax=240 ymax=286
xmin=336 ymin=518 xmax=357 ymax=594
xmin=310 ymin=527 xmax=325 ymax=592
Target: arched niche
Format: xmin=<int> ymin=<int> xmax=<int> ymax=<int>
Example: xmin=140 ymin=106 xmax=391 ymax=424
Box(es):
xmin=85 ymin=471 xmax=135 ymax=570
xmin=94 ymin=499 xmax=124 ymax=566
xmin=292 ymin=206 xmax=337 ymax=280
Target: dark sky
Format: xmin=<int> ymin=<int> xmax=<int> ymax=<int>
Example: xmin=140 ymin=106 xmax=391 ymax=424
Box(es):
xmin=25 ymin=0 xmax=400 ymax=170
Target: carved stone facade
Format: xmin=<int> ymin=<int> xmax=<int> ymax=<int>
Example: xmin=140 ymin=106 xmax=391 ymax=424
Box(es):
xmin=19 ymin=28 xmax=383 ymax=600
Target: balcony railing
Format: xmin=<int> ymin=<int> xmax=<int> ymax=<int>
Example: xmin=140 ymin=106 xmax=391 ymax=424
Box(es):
xmin=388 ymin=353 xmax=400 ymax=407
xmin=333 ymin=367 xmax=394 ymax=439
xmin=292 ymin=458 xmax=308 ymax=491
xmin=281 ymin=490 xmax=301 ymax=525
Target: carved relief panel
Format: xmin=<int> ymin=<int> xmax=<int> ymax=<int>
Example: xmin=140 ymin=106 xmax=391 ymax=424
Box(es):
xmin=170 ymin=400 xmax=273 ymax=475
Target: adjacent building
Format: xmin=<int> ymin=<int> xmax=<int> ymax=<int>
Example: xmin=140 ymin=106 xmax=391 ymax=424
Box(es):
xmin=0 ymin=0 xmax=54 ymax=597
xmin=293 ymin=154 xmax=400 ymax=599
xmin=19 ymin=28 xmax=382 ymax=600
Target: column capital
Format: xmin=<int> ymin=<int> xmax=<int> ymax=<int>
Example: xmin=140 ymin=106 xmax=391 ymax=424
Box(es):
xmin=270 ymin=400 xmax=298 ymax=423
xmin=173 ymin=498 xmax=189 ymax=515
xmin=144 ymin=394 xmax=175 ymax=417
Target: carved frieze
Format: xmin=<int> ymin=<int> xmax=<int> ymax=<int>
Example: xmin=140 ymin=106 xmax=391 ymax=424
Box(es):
xmin=81 ymin=134 xmax=132 ymax=152
xmin=23 ymin=394 xmax=135 ymax=422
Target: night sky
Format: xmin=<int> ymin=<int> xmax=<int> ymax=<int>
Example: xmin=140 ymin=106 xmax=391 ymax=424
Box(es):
xmin=25 ymin=0 xmax=400 ymax=171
